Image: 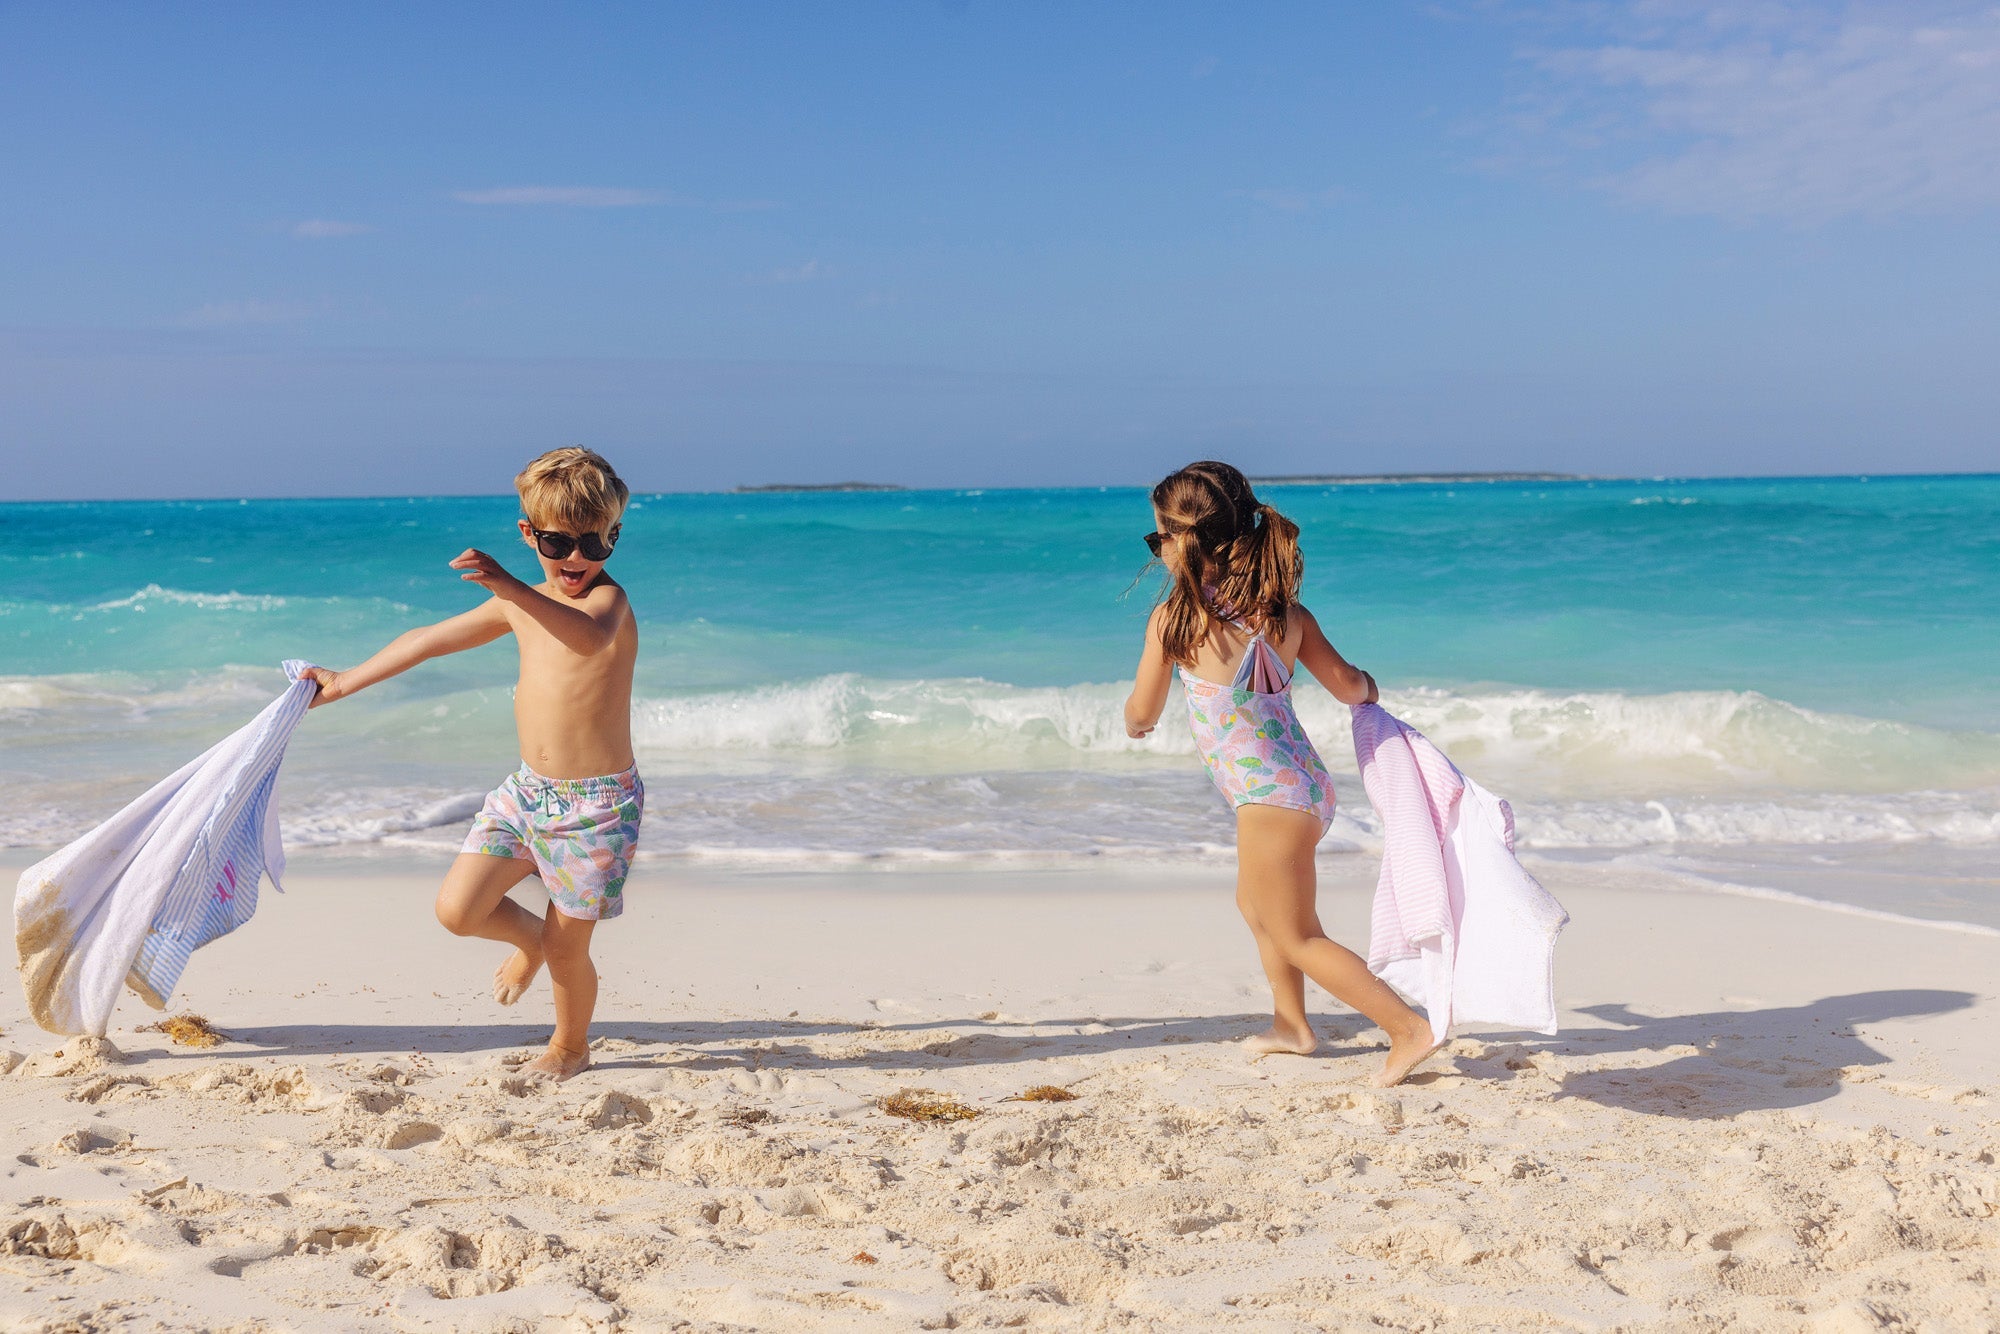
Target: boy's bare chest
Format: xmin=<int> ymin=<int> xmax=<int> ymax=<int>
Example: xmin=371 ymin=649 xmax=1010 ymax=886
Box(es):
xmin=507 ymin=610 xmax=638 ymax=680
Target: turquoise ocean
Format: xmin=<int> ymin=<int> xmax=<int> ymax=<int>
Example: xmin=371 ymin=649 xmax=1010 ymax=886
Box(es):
xmin=3 ymin=476 xmax=1997 ymax=928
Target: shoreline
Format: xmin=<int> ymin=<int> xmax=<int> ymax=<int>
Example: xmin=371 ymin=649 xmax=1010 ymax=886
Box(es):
xmin=11 ymin=840 xmax=1999 ymax=937
xmin=4 ymin=860 xmax=1995 ymax=1329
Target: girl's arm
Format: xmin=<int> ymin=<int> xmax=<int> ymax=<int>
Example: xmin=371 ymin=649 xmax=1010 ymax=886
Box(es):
xmin=1293 ymin=605 xmax=1378 ymax=707
xmin=1123 ymin=606 xmax=1176 ymax=738
xmin=303 ymin=599 xmax=511 ymax=707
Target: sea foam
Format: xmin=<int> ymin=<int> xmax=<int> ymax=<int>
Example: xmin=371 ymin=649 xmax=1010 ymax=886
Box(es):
xmin=629 ymin=675 xmax=2000 ymax=798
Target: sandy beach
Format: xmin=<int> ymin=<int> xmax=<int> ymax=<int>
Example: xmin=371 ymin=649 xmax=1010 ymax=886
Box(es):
xmin=9 ymin=1 xmax=2000 ymax=1327
xmin=3 ymin=855 xmax=1995 ymax=1332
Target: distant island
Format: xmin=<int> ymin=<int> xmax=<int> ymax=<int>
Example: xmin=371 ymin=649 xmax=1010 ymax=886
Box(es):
xmin=733 ymin=482 xmax=910 ymax=493
xmin=726 ymin=475 xmax=1582 ymax=494
xmin=1251 ymin=472 xmax=1582 ymax=486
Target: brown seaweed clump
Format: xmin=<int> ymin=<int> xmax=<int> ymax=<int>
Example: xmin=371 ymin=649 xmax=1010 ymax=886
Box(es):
xmin=1007 ymin=1084 xmax=1078 ymax=1103
xmin=879 ymin=1089 xmax=979 ymax=1123
xmin=140 ymin=1014 xmax=227 ymax=1048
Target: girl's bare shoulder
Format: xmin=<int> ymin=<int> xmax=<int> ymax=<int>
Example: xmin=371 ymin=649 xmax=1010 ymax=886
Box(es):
xmin=1276 ymin=602 xmax=1319 ymax=654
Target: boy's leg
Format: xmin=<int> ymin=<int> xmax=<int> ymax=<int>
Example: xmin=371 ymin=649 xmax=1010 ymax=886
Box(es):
xmin=523 ymin=908 xmax=597 ymax=1081
xmin=435 ymin=853 xmax=546 ymax=1004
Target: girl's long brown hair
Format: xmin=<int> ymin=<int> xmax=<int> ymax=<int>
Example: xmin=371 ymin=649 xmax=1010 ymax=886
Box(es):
xmin=1149 ymin=461 xmax=1303 ymax=667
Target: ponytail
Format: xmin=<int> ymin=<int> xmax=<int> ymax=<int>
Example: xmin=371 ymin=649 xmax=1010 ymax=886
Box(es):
xmin=1148 ymin=464 xmax=1303 ymax=666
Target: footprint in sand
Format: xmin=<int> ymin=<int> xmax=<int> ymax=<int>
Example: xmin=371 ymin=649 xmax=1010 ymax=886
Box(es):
xmin=378 ymin=1120 xmax=444 ymax=1150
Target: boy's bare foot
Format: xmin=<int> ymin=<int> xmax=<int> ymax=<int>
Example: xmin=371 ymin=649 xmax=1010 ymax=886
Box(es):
xmin=1370 ymin=1021 xmax=1445 ymax=1088
xmin=1244 ymin=1022 xmax=1319 ymax=1056
xmin=521 ymin=1042 xmax=591 ymax=1082
xmin=493 ymin=946 xmax=543 ymax=1006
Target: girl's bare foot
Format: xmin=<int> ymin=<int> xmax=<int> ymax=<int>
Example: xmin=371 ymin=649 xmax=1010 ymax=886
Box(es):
xmin=1370 ymin=1021 xmax=1445 ymax=1088
xmin=522 ymin=1042 xmax=591 ymax=1082
xmin=1244 ymin=1022 xmax=1319 ymax=1056
xmin=493 ymin=946 xmax=543 ymax=1006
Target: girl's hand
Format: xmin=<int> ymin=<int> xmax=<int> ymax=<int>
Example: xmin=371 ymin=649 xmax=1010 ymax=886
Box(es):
xmin=1126 ymin=718 xmax=1155 ymax=739
xmin=450 ymin=549 xmax=526 ymax=598
xmin=301 ymin=665 xmax=344 ymax=708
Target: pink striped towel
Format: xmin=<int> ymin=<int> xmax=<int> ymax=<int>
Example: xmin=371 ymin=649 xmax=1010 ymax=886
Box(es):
xmin=1352 ymin=702 xmax=1465 ymax=969
xmin=1351 ymin=702 xmax=1568 ymax=1042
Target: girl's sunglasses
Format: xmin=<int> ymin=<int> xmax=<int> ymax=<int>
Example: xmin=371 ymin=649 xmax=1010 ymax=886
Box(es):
xmin=1143 ymin=530 xmax=1166 ymax=557
xmin=530 ymin=525 xmax=619 ymax=561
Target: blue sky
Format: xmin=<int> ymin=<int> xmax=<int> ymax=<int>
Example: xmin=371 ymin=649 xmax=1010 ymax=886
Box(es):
xmin=2 ymin=1 xmax=1996 ymax=498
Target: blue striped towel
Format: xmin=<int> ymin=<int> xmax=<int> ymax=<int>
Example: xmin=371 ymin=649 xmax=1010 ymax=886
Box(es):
xmin=15 ymin=661 xmax=318 ymax=1036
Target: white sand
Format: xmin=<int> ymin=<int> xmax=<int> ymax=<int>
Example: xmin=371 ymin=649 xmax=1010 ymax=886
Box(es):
xmin=3 ymin=855 xmax=1996 ymax=1332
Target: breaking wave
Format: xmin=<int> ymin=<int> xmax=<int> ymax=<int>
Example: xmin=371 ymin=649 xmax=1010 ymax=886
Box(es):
xmin=2 ymin=670 xmax=1995 ymax=860
xmin=629 ymin=675 xmax=2000 ymax=798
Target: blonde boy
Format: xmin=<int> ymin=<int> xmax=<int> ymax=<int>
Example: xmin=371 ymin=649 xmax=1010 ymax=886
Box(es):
xmin=306 ymin=448 xmax=641 ymax=1081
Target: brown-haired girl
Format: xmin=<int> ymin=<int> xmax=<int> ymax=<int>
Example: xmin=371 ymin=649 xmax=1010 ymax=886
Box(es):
xmin=1124 ymin=461 xmax=1441 ymax=1087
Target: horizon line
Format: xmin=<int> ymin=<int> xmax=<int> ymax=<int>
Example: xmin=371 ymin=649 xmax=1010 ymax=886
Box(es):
xmin=2 ymin=470 xmax=1996 ymax=506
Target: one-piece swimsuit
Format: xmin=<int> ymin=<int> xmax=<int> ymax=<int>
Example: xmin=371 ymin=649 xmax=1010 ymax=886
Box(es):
xmin=1179 ymin=615 xmax=1337 ymax=833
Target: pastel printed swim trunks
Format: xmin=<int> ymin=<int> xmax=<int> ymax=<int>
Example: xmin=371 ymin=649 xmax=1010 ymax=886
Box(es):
xmin=462 ymin=763 xmax=644 ymax=920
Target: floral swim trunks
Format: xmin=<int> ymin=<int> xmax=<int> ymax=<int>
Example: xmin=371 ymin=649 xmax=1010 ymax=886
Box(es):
xmin=462 ymin=763 xmax=644 ymax=920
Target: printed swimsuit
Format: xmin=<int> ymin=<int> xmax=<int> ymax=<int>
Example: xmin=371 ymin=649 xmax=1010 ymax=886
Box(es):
xmin=463 ymin=763 xmax=644 ymax=921
xmin=1179 ymin=617 xmax=1337 ymax=833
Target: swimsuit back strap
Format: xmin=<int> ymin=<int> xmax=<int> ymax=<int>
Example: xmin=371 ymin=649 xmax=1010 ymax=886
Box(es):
xmin=1225 ymin=616 xmax=1292 ymax=692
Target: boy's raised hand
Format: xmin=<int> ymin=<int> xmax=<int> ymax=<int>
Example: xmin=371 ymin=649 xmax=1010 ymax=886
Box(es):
xmin=450 ymin=548 xmax=526 ymax=597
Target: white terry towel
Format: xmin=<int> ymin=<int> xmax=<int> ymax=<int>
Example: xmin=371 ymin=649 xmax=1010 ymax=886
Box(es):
xmin=15 ymin=661 xmax=318 ymax=1036
xmin=1351 ymin=701 xmax=1570 ymax=1044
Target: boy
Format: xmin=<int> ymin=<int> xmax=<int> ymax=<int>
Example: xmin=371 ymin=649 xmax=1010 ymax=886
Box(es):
xmin=305 ymin=447 xmax=641 ymax=1081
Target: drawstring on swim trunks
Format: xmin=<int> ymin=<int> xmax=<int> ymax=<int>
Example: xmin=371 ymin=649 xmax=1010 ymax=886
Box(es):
xmin=515 ymin=763 xmax=636 ymax=821
xmin=515 ymin=768 xmax=573 ymax=820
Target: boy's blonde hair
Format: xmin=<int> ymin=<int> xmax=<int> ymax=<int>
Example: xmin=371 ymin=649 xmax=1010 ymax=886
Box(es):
xmin=515 ymin=447 xmax=630 ymax=532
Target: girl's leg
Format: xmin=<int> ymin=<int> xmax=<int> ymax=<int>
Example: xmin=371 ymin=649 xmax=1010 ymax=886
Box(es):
xmin=435 ymin=853 xmax=544 ymax=1004
xmin=523 ymin=907 xmax=597 ymax=1081
xmin=1235 ymin=805 xmax=1443 ymax=1085
xmin=1238 ymin=861 xmax=1315 ymax=1055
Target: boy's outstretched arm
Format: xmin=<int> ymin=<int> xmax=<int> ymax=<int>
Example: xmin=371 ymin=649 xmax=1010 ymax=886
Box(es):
xmin=305 ymin=600 xmax=511 ymax=707
xmin=450 ymin=548 xmax=627 ymax=656
xmin=1293 ymin=606 xmax=1378 ymax=706
xmin=1124 ymin=606 xmax=1174 ymax=738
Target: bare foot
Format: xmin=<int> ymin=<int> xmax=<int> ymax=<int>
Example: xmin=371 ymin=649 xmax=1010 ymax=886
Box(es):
xmin=1244 ymin=1023 xmax=1319 ymax=1056
xmin=1370 ymin=1022 xmax=1445 ymax=1088
xmin=493 ymin=946 xmax=543 ymax=1006
xmin=521 ymin=1043 xmax=591 ymax=1082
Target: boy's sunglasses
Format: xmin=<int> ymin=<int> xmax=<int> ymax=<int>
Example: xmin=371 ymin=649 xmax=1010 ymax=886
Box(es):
xmin=1143 ymin=530 xmax=1166 ymax=556
xmin=530 ymin=525 xmax=619 ymax=561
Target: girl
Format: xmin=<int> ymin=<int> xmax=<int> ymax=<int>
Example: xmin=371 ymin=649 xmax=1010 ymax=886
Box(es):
xmin=1123 ymin=461 xmax=1440 ymax=1088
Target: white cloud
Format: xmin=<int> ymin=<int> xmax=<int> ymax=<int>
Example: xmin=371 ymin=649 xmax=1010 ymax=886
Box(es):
xmin=291 ymin=219 xmax=372 ymax=239
xmin=452 ymin=186 xmax=665 ymax=207
xmin=179 ymin=299 xmax=312 ymax=329
xmin=1494 ymin=2 xmax=2000 ymax=221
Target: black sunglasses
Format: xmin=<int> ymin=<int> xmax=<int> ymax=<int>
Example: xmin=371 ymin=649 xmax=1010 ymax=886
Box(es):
xmin=530 ymin=525 xmax=619 ymax=562
xmin=1143 ymin=530 xmax=1166 ymax=557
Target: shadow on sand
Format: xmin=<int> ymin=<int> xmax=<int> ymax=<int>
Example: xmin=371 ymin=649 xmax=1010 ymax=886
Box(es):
xmin=133 ymin=990 xmax=1974 ymax=1121
xmin=190 ymin=1013 xmax=1382 ymax=1071
xmin=1540 ymin=989 xmax=1977 ymax=1119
